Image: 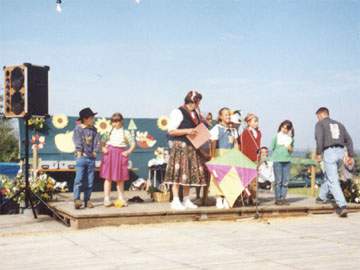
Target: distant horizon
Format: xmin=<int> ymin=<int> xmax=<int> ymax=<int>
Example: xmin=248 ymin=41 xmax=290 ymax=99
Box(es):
xmin=7 ymin=117 xmax=360 ymax=154
xmin=1 ymin=0 xmax=359 ymax=150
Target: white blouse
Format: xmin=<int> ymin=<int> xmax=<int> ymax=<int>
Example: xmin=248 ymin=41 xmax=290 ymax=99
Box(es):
xmin=168 ymin=108 xmax=201 ymax=132
xmin=276 ymin=132 xmax=292 ymax=147
xmin=168 ymin=109 xmax=184 ymax=132
xmin=106 ymin=128 xmax=134 ymax=148
xmin=210 ymin=124 xmax=239 ymax=141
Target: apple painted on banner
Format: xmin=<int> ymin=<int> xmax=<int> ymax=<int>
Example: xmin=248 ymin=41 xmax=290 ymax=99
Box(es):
xmin=55 ymin=131 xmax=75 ymax=153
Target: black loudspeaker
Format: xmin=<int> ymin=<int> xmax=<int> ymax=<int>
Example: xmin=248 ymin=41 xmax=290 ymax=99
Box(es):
xmin=3 ymin=63 xmax=49 ymax=118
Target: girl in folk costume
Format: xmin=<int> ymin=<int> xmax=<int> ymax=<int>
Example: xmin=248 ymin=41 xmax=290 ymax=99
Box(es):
xmin=164 ymin=91 xmax=207 ymax=210
xmin=209 ymin=107 xmax=239 ymax=209
xmin=100 ymin=113 xmax=136 ymax=207
xmin=238 ymin=113 xmax=262 ymax=204
xmin=192 ymin=94 xmax=212 ymax=204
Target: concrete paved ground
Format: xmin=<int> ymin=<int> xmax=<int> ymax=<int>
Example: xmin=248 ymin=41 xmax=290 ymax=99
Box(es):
xmin=1 ymin=212 xmax=360 ymax=270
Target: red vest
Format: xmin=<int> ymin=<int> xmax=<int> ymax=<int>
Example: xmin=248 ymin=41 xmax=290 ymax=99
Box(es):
xmin=238 ymin=128 xmax=262 ymax=162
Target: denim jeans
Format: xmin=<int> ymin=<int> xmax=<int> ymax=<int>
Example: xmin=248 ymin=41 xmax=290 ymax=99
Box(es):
xmin=273 ymin=162 xmax=291 ymax=201
xmin=319 ymin=147 xmax=346 ymax=208
xmin=73 ymin=157 xmax=96 ymax=202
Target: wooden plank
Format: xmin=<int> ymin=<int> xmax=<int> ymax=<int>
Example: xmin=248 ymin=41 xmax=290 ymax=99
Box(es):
xmin=41 ymin=168 xmax=139 ymax=172
xmin=48 ymin=191 xmax=360 ymax=229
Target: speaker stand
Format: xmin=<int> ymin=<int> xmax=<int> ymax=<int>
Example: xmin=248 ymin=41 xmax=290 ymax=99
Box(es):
xmin=0 ymin=115 xmax=69 ymax=226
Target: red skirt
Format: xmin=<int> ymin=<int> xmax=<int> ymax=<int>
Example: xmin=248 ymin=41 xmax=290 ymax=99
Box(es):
xmin=100 ymin=145 xmax=129 ymax=181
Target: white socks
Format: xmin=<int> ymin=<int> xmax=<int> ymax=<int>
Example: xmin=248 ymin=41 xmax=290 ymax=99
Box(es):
xmin=118 ymin=192 xmax=125 ymax=202
xmin=223 ymin=198 xmax=230 ymax=209
xmin=216 ymin=197 xmax=230 ymax=209
xmin=216 ymin=197 xmax=224 ymax=209
xmin=104 ymin=196 xmax=112 ymax=207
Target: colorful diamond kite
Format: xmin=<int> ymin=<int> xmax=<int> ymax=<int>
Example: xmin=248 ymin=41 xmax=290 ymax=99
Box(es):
xmin=206 ymin=149 xmax=257 ymax=207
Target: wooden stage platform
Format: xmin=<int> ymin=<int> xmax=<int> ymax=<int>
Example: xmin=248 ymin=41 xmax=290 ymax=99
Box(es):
xmin=49 ymin=191 xmax=360 ymax=229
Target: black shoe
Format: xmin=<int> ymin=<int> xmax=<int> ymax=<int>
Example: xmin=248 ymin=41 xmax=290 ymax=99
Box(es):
xmin=128 ymin=196 xmax=144 ymax=203
xmin=281 ymin=199 xmax=290 ymax=206
xmin=336 ymin=207 xmax=348 ymax=218
xmin=275 ymin=200 xmax=283 ymax=206
xmin=315 ymin=197 xmax=329 ymax=204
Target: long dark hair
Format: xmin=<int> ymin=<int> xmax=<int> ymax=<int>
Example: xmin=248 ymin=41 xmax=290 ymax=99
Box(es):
xmin=278 ymin=120 xmax=295 ymax=137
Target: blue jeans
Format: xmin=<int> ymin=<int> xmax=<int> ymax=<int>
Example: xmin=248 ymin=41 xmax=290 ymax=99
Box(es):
xmin=319 ymin=147 xmax=346 ymax=208
xmin=273 ymin=162 xmax=291 ymax=201
xmin=73 ymin=157 xmax=96 ymax=202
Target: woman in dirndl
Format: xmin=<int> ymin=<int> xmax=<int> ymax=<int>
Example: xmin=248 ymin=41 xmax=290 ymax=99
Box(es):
xmin=164 ymin=91 xmax=207 ymax=210
xmin=100 ymin=113 xmax=136 ymax=207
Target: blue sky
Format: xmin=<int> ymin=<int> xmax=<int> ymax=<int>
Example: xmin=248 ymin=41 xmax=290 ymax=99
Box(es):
xmin=1 ymin=0 xmax=359 ymax=150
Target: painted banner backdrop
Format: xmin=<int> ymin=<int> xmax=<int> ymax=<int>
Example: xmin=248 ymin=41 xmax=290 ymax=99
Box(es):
xmin=18 ymin=115 xmax=170 ymax=179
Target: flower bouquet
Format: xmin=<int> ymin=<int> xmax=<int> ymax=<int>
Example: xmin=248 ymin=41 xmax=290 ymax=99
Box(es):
xmin=28 ymin=117 xmax=48 ymax=131
xmin=0 ymin=173 xmax=63 ymax=206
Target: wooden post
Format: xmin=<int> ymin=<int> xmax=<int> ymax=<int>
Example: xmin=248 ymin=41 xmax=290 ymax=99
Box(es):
xmin=32 ymin=146 xmax=39 ymax=178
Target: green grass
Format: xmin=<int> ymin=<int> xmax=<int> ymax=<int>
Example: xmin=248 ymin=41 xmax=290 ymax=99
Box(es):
xmin=288 ymin=187 xmax=319 ymax=198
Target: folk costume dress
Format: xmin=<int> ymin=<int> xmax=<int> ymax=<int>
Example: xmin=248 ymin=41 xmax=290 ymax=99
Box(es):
xmin=100 ymin=127 xmax=134 ymax=181
xmin=164 ymin=106 xmax=207 ymax=187
xmin=208 ymin=124 xmax=239 ymax=201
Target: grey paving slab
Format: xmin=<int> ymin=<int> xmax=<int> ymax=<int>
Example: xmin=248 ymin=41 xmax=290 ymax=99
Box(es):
xmin=1 ymin=213 xmax=360 ymax=270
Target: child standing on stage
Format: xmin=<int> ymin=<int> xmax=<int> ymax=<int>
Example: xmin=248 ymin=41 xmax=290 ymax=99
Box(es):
xmin=210 ymin=107 xmax=239 ymax=209
xmin=73 ymin=108 xmax=100 ymax=209
xmin=238 ymin=113 xmax=262 ymax=204
xmin=270 ymin=120 xmax=294 ymax=205
xmin=100 ymin=113 xmax=136 ymax=207
xmin=258 ymin=147 xmax=275 ymax=190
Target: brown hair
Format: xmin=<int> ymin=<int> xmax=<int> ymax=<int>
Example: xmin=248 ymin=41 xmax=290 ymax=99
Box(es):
xmin=245 ymin=113 xmax=258 ymax=124
xmin=111 ymin=112 xmax=124 ymax=123
xmin=278 ymin=120 xmax=295 ymax=137
xmin=184 ymin=90 xmax=202 ymax=104
xmin=217 ymin=107 xmax=230 ymax=122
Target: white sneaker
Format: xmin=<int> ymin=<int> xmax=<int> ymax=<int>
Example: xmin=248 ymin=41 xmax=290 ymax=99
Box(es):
xmin=223 ymin=198 xmax=230 ymax=209
xmin=184 ymin=199 xmax=198 ymax=209
xmin=104 ymin=198 xmax=112 ymax=207
xmin=171 ymin=199 xmax=186 ymax=210
xmin=216 ymin=197 xmax=224 ymax=209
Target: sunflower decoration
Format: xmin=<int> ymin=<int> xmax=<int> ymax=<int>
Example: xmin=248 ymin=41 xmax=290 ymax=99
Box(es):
xmin=28 ymin=117 xmax=47 ymax=131
xmin=52 ymin=114 xmax=69 ymax=129
xmin=157 ymin=116 xmax=169 ymax=131
xmin=95 ymin=118 xmax=112 ymax=135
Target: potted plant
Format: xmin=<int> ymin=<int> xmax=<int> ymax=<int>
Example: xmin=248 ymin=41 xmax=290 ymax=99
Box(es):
xmin=0 ymin=173 xmax=62 ymax=215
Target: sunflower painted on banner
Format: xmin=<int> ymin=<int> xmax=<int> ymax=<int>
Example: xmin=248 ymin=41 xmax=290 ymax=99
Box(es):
xmin=95 ymin=118 xmax=112 ymax=135
xmin=206 ymin=149 xmax=257 ymax=207
xmin=52 ymin=114 xmax=69 ymax=129
xmin=157 ymin=116 xmax=169 ymax=131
